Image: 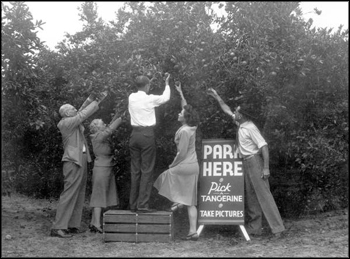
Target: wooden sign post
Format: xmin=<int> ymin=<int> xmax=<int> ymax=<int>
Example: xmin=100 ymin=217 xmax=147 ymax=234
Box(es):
xmin=197 ymin=139 xmax=250 ymax=241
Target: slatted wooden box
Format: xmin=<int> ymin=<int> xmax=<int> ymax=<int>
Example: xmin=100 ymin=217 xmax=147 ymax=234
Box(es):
xmin=103 ymin=210 xmax=174 ymax=243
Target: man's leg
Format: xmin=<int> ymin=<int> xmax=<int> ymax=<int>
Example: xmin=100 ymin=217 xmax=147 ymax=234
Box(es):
xmin=129 ymin=133 xmax=142 ymax=210
xmin=137 ymin=134 xmax=156 ymax=209
xmin=244 ymin=162 xmax=263 ymax=235
xmin=68 ymin=153 xmax=87 ymax=229
xmin=52 ymin=161 xmax=84 ymax=230
xmin=246 ymin=156 xmax=285 ymax=234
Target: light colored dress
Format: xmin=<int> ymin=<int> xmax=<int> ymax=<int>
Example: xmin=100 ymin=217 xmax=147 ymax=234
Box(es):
xmin=153 ymin=124 xmax=199 ymax=206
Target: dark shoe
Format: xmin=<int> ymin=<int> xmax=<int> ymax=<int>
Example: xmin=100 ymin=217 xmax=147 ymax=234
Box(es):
xmin=130 ymin=208 xmax=137 ymax=213
xmin=170 ymin=202 xmax=184 ymax=212
xmin=246 ymin=228 xmax=262 ymax=236
xmin=269 ymin=231 xmax=284 ymax=240
xmin=249 ymin=234 xmax=264 ymax=241
xmin=50 ymin=229 xmax=72 ymax=238
xmin=137 ymin=208 xmax=157 ymax=213
xmin=89 ymin=224 xmax=103 ymax=234
xmin=182 ymin=232 xmax=199 ymax=241
xmin=67 ymin=227 xmax=86 ymax=234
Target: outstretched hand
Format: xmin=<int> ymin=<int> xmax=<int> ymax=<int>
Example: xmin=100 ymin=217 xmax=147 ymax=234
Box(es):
xmin=206 ymin=88 xmax=218 ymax=98
xmin=112 ymin=110 xmax=127 ymax=122
xmin=118 ymin=110 xmax=128 ymax=121
xmin=96 ymin=91 xmax=108 ymax=103
xmin=164 ymin=72 xmax=170 ymax=84
xmin=261 ymin=168 xmax=270 ymax=180
xmin=114 ymin=117 xmax=123 ymax=126
xmin=175 ymin=81 xmax=182 ymax=93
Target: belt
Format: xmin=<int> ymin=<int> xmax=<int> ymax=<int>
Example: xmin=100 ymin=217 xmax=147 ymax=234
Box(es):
xmin=242 ymin=154 xmax=255 ymax=161
xmin=132 ymin=126 xmax=155 ymax=131
xmin=132 ymin=125 xmax=154 ymax=128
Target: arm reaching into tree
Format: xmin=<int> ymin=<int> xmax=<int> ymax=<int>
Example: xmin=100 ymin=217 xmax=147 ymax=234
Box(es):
xmin=175 ymin=81 xmax=187 ymax=108
xmin=207 ymin=88 xmax=235 ymax=118
xmin=95 ymin=91 xmax=108 ymax=105
xmin=149 ymin=73 xmax=171 ymax=106
xmin=79 ymin=93 xmax=95 ymax=112
xmin=110 ymin=109 xmax=127 ymax=123
xmin=79 ymin=91 xmax=108 ymax=112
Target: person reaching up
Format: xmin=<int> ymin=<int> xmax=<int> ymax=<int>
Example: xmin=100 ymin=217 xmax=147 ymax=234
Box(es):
xmin=154 ymin=81 xmax=200 ymax=241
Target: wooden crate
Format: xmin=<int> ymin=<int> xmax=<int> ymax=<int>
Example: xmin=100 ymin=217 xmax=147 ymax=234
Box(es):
xmin=103 ymin=210 xmax=174 ymax=243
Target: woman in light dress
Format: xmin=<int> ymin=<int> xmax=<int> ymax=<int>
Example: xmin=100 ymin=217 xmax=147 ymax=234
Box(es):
xmin=89 ymin=114 xmax=122 ymax=233
xmin=153 ymin=81 xmax=200 ymax=241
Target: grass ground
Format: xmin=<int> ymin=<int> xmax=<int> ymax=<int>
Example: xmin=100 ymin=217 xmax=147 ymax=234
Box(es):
xmin=1 ymin=193 xmax=348 ymax=257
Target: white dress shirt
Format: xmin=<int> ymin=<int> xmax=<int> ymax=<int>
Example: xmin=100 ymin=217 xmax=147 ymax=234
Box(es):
xmin=128 ymin=85 xmax=170 ymax=127
xmin=237 ymin=121 xmax=267 ymax=156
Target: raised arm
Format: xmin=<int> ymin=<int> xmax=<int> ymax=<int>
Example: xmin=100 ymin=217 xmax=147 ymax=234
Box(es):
xmin=150 ymin=72 xmax=171 ymax=106
xmin=207 ymin=88 xmax=235 ymax=117
xmin=79 ymin=91 xmax=108 ymax=112
xmin=110 ymin=109 xmax=127 ymax=124
xmin=108 ymin=108 xmax=125 ymax=131
xmin=107 ymin=117 xmax=122 ymax=133
xmin=175 ymin=81 xmax=187 ymax=108
xmin=78 ymin=93 xmax=95 ymax=112
xmin=63 ymin=101 xmax=99 ymax=130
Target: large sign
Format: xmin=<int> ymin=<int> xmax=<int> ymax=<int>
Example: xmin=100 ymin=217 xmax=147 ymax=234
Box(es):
xmin=198 ymin=139 xmax=244 ymax=225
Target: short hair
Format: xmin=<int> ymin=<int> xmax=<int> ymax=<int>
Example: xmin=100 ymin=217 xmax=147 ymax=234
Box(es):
xmin=89 ymin=119 xmax=103 ymax=133
xmin=135 ymin=75 xmax=150 ymax=88
xmin=183 ymin=105 xmax=200 ymax=127
xmin=59 ymin=104 xmax=72 ymax=117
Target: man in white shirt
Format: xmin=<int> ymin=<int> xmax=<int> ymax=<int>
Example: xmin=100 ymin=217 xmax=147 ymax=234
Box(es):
xmin=128 ymin=73 xmax=171 ymax=213
xmin=207 ymin=88 xmax=285 ymax=239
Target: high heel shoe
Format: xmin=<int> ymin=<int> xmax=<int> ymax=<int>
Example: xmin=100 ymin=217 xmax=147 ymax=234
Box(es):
xmin=170 ymin=202 xmax=184 ymax=212
xmin=182 ymin=232 xmax=199 ymax=241
xmin=89 ymin=224 xmax=103 ymax=233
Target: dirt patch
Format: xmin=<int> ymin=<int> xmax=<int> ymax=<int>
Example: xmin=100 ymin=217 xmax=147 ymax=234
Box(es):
xmin=1 ymin=193 xmax=348 ymax=257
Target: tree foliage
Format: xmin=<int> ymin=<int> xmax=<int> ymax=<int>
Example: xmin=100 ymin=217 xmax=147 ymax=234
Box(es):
xmin=2 ymin=1 xmax=348 ymax=216
xmin=2 ymin=1 xmax=48 ymax=193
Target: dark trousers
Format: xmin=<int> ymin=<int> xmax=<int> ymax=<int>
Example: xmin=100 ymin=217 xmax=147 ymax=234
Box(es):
xmin=129 ymin=127 xmax=156 ymax=210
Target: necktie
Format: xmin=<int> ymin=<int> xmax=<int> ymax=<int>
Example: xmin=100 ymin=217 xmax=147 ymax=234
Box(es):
xmin=80 ymin=125 xmax=87 ymax=152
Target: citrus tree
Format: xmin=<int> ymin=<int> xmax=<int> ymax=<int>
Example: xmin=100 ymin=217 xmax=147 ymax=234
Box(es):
xmin=2 ymin=1 xmax=348 ymax=216
xmin=1 ymin=1 xmax=53 ymax=196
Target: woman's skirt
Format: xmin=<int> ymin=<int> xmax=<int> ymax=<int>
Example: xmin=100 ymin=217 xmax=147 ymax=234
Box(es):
xmin=153 ymin=162 xmax=199 ymax=206
xmin=89 ymin=166 xmax=118 ymax=208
